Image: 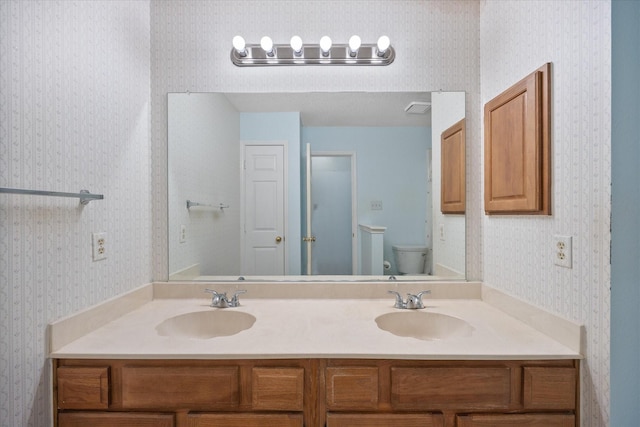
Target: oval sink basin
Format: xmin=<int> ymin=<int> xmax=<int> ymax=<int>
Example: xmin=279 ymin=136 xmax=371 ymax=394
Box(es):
xmin=375 ymin=311 xmax=473 ymax=341
xmin=156 ymin=310 xmax=256 ymax=339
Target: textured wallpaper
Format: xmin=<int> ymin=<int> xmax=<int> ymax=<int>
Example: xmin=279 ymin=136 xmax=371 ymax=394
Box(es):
xmin=0 ymin=1 xmax=151 ymax=426
xmin=480 ymin=1 xmax=611 ymax=426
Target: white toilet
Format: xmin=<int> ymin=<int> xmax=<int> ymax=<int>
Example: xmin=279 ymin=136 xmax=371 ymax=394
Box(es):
xmin=392 ymin=245 xmax=430 ymax=274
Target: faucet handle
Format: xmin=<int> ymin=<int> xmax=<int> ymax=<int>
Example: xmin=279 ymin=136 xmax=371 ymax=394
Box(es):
xmin=205 ymin=289 xmax=226 ymax=307
xmin=416 ymin=290 xmax=431 ymax=299
xmin=229 ymin=290 xmax=247 ymax=306
xmin=404 ymin=290 xmax=431 ymax=309
xmin=387 ymin=290 xmax=405 ymax=309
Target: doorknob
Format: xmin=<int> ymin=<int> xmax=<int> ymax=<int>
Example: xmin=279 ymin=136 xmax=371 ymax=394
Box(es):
xmin=275 ymin=236 xmax=282 ymax=243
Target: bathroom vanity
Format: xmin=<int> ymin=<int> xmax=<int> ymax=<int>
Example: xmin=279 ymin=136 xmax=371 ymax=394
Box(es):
xmin=54 ymin=357 xmax=577 ymax=427
xmin=49 ymin=282 xmax=581 ymax=427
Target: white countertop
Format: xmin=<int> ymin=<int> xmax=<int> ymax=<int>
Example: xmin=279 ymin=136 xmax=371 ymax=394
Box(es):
xmin=49 ymin=293 xmax=581 ymax=360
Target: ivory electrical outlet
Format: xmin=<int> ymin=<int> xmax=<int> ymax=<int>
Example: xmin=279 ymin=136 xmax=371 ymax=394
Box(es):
xmin=179 ymin=225 xmax=186 ymax=243
xmin=92 ymin=232 xmax=107 ymax=261
xmin=553 ymin=235 xmax=572 ymax=268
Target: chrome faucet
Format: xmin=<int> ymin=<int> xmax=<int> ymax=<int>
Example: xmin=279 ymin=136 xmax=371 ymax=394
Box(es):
xmin=387 ymin=290 xmax=431 ymax=309
xmin=205 ymin=289 xmax=246 ymax=308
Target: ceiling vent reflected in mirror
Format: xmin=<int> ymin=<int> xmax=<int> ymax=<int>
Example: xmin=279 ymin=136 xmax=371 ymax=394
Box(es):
xmin=405 ymin=101 xmax=432 ymax=114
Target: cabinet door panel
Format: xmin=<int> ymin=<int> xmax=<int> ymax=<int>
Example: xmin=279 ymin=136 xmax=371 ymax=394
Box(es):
xmin=441 ymin=118 xmax=466 ymax=214
xmin=252 ymin=367 xmax=304 ymax=411
xmin=457 ymin=413 xmax=575 ymax=427
xmin=187 ymin=413 xmax=303 ymax=427
xmin=59 ymin=412 xmax=174 ymax=427
xmin=484 ymin=63 xmax=551 ymax=215
xmin=391 ymin=367 xmax=511 ymax=410
xmin=57 ymin=366 xmax=109 ymax=409
xmin=121 ymin=366 xmax=239 ymax=409
xmin=523 ymin=367 xmax=577 ymax=409
xmin=327 ymin=413 xmax=444 ymax=427
xmin=326 ymin=367 xmax=379 ymax=410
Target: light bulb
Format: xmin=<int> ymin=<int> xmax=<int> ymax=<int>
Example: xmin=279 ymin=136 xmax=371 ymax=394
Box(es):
xmin=290 ymin=35 xmax=303 ymax=56
xmin=376 ymin=35 xmax=390 ymax=57
xmin=348 ymin=35 xmax=361 ymax=57
xmin=260 ymin=36 xmax=274 ymax=56
xmin=232 ymin=35 xmax=247 ymax=57
xmin=320 ymin=36 xmax=332 ymax=57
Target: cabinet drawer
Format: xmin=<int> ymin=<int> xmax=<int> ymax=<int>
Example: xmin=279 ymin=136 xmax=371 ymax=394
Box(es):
xmin=391 ymin=366 xmax=511 ymax=410
xmin=523 ymin=367 xmax=577 ymax=409
xmin=57 ymin=366 xmax=109 ymax=409
xmin=326 ymin=367 xmax=379 ymax=410
xmin=327 ymin=413 xmax=444 ymax=427
xmin=457 ymin=413 xmax=575 ymax=427
xmin=59 ymin=412 xmax=174 ymax=427
xmin=251 ymin=367 xmax=304 ymax=411
xmin=187 ymin=413 xmax=303 ymax=427
xmin=121 ymin=366 xmax=239 ymax=409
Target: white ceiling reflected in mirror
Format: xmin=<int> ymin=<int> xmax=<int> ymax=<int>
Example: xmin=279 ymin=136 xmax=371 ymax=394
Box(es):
xmin=168 ymin=91 xmax=465 ymax=282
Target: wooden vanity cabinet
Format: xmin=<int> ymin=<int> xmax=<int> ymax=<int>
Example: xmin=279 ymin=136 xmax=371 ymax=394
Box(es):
xmin=323 ymin=359 xmax=579 ymax=427
xmin=54 ymin=359 xmax=312 ymax=427
xmin=54 ymin=358 xmax=578 ymax=427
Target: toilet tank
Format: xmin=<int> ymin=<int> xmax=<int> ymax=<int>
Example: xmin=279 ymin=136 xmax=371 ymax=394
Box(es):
xmin=392 ymin=245 xmax=429 ymax=274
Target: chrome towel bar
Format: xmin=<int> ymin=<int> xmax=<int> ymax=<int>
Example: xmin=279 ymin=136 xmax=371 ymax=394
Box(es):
xmin=0 ymin=187 xmax=103 ymax=205
xmin=186 ymin=200 xmax=229 ymax=210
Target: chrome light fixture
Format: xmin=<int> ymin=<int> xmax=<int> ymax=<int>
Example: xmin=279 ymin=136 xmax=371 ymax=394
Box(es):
xmin=230 ymin=35 xmax=395 ymax=66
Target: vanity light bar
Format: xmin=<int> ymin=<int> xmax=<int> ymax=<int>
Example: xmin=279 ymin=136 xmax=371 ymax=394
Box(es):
xmin=230 ymin=35 xmax=395 ymax=66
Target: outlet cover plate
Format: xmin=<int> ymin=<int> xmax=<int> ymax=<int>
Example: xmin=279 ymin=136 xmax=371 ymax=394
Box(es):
xmin=92 ymin=232 xmax=107 ymax=261
xmin=553 ymin=235 xmax=572 ymax=268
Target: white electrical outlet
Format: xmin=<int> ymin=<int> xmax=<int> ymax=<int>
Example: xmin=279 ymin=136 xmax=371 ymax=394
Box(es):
xmin=371 ymin=200 xmax=383 ymax=210
xmin=439 ymin=224 xmax=445 ymax=241
xmin=92 ymin=232 xmax=107 ymax=261
xmin=553 ymin=235 xmax=572 ymax=268
xmin=179 ymin=225 xmax=186 ymax=243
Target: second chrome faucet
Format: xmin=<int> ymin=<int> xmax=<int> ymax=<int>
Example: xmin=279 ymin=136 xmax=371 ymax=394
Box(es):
xmin=205 ymin=289 xmax=246 ymax=308
xmin=388 ymin=290 xmax=431 ymax=309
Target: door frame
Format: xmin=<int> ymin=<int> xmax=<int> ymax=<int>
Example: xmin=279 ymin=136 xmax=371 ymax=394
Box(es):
xmin=240 ymin=140 xmax=289 ymax=275
xmin=310 ymin=150 xmax=358 ymax=275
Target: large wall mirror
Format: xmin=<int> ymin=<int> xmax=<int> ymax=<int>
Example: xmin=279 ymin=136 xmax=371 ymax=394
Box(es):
xmin=168 ymin=91 xmax=465 ymax=281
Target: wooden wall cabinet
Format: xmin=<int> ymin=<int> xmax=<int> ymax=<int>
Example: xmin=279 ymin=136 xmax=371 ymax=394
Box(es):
xmin=54 ymin=358 xmax=578 ymax=427
xmin=484 ymin=63 xmax=551 ymax=214
xmin=441 ymin=118 xmax=466 ymax=214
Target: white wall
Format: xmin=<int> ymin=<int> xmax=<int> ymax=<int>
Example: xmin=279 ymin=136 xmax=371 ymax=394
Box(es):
xmin=168 ymin=93 xmax=241 ymax=277
xmin=480 ymin=2 xmax=611 ymax=426
xmin=0 ymin=1 xmax=151 ymax=426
